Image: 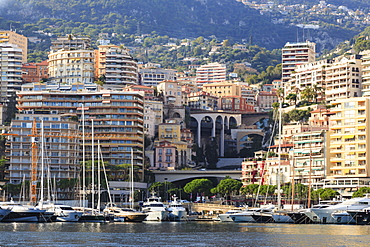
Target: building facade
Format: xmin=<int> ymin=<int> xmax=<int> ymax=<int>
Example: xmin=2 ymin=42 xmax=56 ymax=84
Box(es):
xmin=282 ymin=41 xmax=316 ymax=88
xmin=22 ymin=60 xmax=48 ymax=83
xmin=15 ymin=88 xmax=145 ymax=181
xmin=328 ymin=97 xmax=370 ymax=194
xmin=196 ymin=62 xmax=226 ymax=84
xmin=95 ymin=45 xmax=138 ymax=88
xmin=0 ymin=30 xmax=28 ymax=63
xmin=6 ymin=114 xmax=80 ymax=186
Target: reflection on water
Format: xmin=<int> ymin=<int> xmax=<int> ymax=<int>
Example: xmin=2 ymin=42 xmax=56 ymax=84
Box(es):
xmin=0 ymin=222 xmax=369 ymax=246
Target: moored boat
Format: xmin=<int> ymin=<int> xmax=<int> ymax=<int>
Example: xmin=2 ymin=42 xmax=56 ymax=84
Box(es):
xmin=167 ymin=197 xmax=187 ymax=221
xmin=103 ymin=204 xmax=147 ymax=222
xmin=142 ymin=195 xmax=169 ymax=221
xmin=0 ymin=201 xmax=46 ymax=222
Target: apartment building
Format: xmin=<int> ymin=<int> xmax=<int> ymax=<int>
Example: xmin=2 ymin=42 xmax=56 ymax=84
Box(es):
xmin=196 ymin=62 xmax=226 ymax=84
xmin=48 ymin=49 xmax=95 ymax=85
xmin=325 ymin=55 xmax=362 ymax=102
xmin=157 ymin=80 xmax=183 ymax=106
xmin=219 ymin=96 xmax=254 ymax=112
xmin=286 ymin=59 xmax=329 ymax=101
xmin=0 ymin=43 xmax=23 ymax=100
xmin=143 ymin=100 xmax=163 ymax=138
xmin=153 ymin=141 xmax=177 ymax=170
xmin=361 ymin=50 xmax=370 ymax=97
xmin=6 ymin=114 xmax=80 ymax=187
xmin=187 ymin=91 xmax=218 ymax=111
xmin=156 ymin=120 xmax=191 ymax=168
xmin=292 ymin=130 xmax=328 ymax=185
xmin=22 ymin=60 xmax=48 ymax=83
xmin=95 ymin=45 xmax=138 ymax=88
xmin=202 ymin=81 xmax=241 ymax=98
xmin=255 ymin=91 xmax=278 ymax=111
xmin=286 ymin=54 xmax=362 ymax=103
xmin=15 ymin=87 xmax=145 ymax=181
xmin=0 ymin=30 xmax=28 ymax=63
xmin=281 ymin=41 xmax=316 ymax=89
xmin=327 ymin=97 xmax=370 ymax=193
xmin=139 ymin=68 xmax=176 ymax=87
xmin=50 ymin=35 xmax=91 ymax=52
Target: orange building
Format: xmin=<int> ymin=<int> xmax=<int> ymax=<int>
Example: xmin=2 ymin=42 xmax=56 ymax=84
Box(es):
xmin=22 ymin=60 xmax=48 ymax=83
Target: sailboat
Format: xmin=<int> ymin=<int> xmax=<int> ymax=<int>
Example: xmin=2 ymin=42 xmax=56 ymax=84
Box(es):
xmin=103 ymin=148 xmax=147 ymax=222
xmin=35 ymin=120 xmax=82 ymax=222
xmin=75 ymin=114 xmax=108 ymax=222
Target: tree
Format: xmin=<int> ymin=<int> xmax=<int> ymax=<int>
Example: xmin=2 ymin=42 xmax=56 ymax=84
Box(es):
xmin=311 ymin=188 xmax=339 ymax=203
xmin=240 ymin=184 xmax=260 ymax=197
xmin=300 ymin=86 xmax=315 ymax=103
xmin=183 ymin=179 xmax=213 ymax=200
xmin=191 ymin=144 xmax=205 ymax=166
xmin=211 ymin=178 xmax=242 ymax=201
xmin=204 ymin=138 xmax=219 ymax=168
xmin=148 ymin=181 xmax=174 ymax=200
xmin=285 ymin=93 xmax=297 ymax=106
xmin=352 ymin=187 xmax=370 ymax=198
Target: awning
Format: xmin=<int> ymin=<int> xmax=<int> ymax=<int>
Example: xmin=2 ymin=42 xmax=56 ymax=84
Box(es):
xmin=358 ymin=126 xmax=366 ymax=130
xmin=330 ymin=144 xmax=342 ymax=148
xmin=330 ymin=135 xmax=341 ymax=138
xmin=343 ymin=135 xmax=355 ymax=139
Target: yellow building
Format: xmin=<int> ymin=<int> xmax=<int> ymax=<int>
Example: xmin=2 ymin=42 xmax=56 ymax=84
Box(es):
xmin=329 ymin=97 xmax=370 ymax=179
xmin=156 ymin=121 xmax=191 ymax=168
xmin=202 ymin=81 xmax=241 ymax=98
xmin=0 ymin=30 xmax=28 ymax=63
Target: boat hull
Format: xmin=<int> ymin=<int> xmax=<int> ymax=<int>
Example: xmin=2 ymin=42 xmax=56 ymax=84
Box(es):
xmin=168 ymin=210 xmax=187 ymax=221
xmin=251 ymin=213 xmax=274 ymax=223
xmin=145 ymin=211 xmax=169 ymax=221
xmin=230 ymin=214 xmax=255 ymax=222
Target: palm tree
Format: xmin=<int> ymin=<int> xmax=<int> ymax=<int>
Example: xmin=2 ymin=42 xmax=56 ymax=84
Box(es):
xmin=301 ymin=87 xmax=315 ymax=103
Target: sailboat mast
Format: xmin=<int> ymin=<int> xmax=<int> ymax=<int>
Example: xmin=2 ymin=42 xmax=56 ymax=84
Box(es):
xmin=97 ymin=140 xmax=101 ymax=212
xmin=307 ymin=124 xmax=313 ymax=208
xmin=91 ymin=119 xmax=95 ymax=209
xmin=131 ymin=148 xmax=134 ymax=209
xmin=100 ymin=145 xmax=112 ymax=205
xmin=277 ymin=101 xmax=282 ymax=210
xmin=40 ymin=120 xmax=44 ymax=208
xmin=82 ymin=104 xmax=86 ymax=207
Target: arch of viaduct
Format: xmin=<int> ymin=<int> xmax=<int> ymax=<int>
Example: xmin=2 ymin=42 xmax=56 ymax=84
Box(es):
xmin=190 ymin=112 xmax=242 ymax=157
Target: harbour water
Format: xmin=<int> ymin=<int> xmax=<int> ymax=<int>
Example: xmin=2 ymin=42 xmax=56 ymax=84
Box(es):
xmin=0 ymin=222 xmax=369 ymax=246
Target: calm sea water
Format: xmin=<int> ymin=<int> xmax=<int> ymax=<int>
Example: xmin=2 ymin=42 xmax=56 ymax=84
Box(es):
xmin=0 ymin=222 xmax=369 ymax=246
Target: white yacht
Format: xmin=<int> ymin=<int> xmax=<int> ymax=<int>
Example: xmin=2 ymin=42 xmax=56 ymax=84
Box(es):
xmin=217 ymin=209 xmax=244 ymax=222
xmin=0 ymin=201 xmax=46 ymax=222
xmin=231 ymin=205 xmax=275 ymax=222
xmin=142 ymin=195 xmax=169 ymax=221
xmin=41 ymin=203 xmax=83 ymax=222
xmin=167 ymin=196 xmax=187 ymax=221
xmin=305 ymin=196 xmax=370 ymax=224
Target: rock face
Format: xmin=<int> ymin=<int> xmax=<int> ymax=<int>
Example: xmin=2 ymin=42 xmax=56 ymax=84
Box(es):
xmin=0 ymin=0 xmax=358 ymax=51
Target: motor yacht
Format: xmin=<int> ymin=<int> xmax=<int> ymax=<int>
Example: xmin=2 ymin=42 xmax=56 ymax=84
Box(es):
xmin=217 ymin=209 xmax=244 ymax=222
xmin=305 ymin=196 xmax=370 ymax=224
xmin=0 ymin=201 xmax=46 ymax=222
xmin=167 ymin=197 xmax=187 ymax=221
xmin=231 ymin=205 xmax=275 ymax=222
xmin=41 ymin=203 xmax=82 ymax=222
xmin=142 ymin=195 xmax=169 ymax=221
xmin=103 ymin=204 xmax=147 ymax=222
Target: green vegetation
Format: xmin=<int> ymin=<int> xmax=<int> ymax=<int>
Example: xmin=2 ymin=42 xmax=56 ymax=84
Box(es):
xmin=352 ymin=187 xmax=370 ymax=198
xmin=183 ymin=179 xmax=213 ymax=198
